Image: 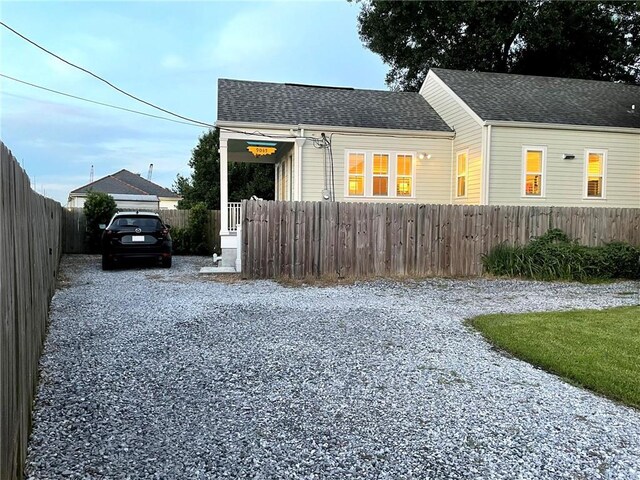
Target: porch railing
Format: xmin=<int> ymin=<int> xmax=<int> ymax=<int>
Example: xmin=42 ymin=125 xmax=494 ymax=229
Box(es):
xmin=228 ymin=202 xmax=242 ymax=231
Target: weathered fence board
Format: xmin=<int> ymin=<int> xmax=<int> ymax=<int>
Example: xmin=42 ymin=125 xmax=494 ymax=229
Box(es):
xmin=1 ymin=142 xmax=63 ymax=480
xmin=241 ymin=199 xmax=640 ymax=279
xmin=61 ymin=208 xmax=221 ymax=254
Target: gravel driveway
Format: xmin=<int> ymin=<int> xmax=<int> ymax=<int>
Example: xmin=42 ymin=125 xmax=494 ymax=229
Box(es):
xmin=26 ymin=255 xmax=640 ymax=479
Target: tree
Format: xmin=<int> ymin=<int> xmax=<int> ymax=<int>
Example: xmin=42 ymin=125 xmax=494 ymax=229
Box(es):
xmin=354 ymin=0 xmax=640 ymax=91
xmin=174 ymin=129 xmax=275 ymax=209
xmin=83 ymin=191 xmax=117 ymax=252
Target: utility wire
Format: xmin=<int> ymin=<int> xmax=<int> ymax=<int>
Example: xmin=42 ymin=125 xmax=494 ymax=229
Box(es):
xmin=2 ymin=23 xmax=449 ymax=142
xmin=1 ymin=21 xmax=216 ymax=128
xmin=0 ymin=73 xmax=209 ymax=128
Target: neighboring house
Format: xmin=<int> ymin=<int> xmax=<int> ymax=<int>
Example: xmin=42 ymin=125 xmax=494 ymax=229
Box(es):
xmin=215 ymin=69 xmax=639 ymax=266
xmin=68 ymin=169 xmax=181 ymax=210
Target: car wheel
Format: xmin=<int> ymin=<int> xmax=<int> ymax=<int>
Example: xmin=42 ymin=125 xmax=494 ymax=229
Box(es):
xmin=162 ymin=256 xmax=172 ymax=268
xmin=102 ymin=255 xmax=112 ymax=270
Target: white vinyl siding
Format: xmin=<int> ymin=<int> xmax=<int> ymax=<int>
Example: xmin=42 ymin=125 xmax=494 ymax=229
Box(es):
xmin=420 ymin=75 xmax=483 ymax=204
xmin=301 ymin=132 xmax=451 ymax=203
xmin=489 ymin=126 xmax=640 ymax=207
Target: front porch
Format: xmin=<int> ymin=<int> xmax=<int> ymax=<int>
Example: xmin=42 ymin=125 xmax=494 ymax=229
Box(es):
xmin=218 ymin=128 xmax=306 ymax=269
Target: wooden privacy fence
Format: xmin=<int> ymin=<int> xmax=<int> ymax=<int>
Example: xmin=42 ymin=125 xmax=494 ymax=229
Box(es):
xmin=1 ymin=142 xmax=63 ymax=480
xmin=61 ymin=207 xmax=87 ymax=253
xmin=62 ymin=208 xmax=221 ymax=254
xmin=241 ymin=200 xmax=640 ymax=279
xmin=159 ymin=209 xmax=221 ymax=254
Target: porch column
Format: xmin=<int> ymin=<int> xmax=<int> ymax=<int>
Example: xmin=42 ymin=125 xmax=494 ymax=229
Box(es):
xmin=294 ymin=136 xmax=306 ymax=201
xmin=219 ymin=140 xmax=229 ymax=235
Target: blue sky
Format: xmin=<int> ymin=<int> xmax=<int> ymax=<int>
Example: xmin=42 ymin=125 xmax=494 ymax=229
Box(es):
xmin=0 ymin=0 xmax=388 ymax=203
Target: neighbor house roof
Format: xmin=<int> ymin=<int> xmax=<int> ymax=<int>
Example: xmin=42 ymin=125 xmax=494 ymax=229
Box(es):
xmin=70 ymin=169 xmax=180 ymax=198
xmin=432 ymin=68 xmax=640 ymax=129
xmin=217 ymin=79 xmax=453 ymax=132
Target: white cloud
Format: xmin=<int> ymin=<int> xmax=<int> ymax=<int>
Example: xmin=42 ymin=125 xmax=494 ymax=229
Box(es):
xmin=29 ymin=174 xmax=93 ymax=205
xmin=161 ymin=54 xmax=187 ymax=70
xmin=205 ymin=6 xmax=285 ymax=67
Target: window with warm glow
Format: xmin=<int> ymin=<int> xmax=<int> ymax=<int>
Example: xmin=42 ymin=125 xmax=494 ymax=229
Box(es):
xmin=523 ymin=148 xmax=544 ymax=196
xmin=373 ymin=154 xmax=389 ymax=196
xmin=456 ymin=151 xmax=467 ymax=197
xmin=585 ymin=150 xmax=606 ymax=198
xmin=345 ymin=151 xmax=415 ymax=198
xmin=348 ymin=153 xmax=365 ymax=196
xmin=396 ymin=154 xmax=413 ymax=197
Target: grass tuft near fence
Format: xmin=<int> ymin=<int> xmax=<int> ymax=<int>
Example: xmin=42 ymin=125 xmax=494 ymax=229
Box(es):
xmin=469 ymin=306 xmax=640 ymax=409
xmin=482 ymin=229 xmax=640 ymax=281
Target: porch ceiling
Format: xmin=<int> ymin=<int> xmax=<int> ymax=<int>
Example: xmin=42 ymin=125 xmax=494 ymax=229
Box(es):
xmin=227 ymin=139 xmax=293 ymax=164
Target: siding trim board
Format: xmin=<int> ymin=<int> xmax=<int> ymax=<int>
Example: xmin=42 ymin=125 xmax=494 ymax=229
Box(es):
xmin=217 ymin=121 xmax=455 ymax=139
xmin=483 ymin=120 xmax=639 ymax=135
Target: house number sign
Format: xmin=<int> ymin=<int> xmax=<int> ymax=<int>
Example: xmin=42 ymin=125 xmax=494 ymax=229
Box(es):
xmin=247 ymin=146 xmax=277 ymax=157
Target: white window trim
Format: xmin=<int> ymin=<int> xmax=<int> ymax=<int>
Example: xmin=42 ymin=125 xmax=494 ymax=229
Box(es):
xmin=346 ymin=151 xmax=366 ymax=197
xmin=455 ymin=149 xmax=469 ymax=199
xmin=583 ymin=148 xmax=607 ymax=200
xmin=521 ymin=145 xmax=547 ymax=198
xmin=395 ymin=152 xmax=416 ymax=199
xmin=344 ymin=150 xmax=416 ymax=199
xmin=372 ymin=153 xmax=390 ymax=197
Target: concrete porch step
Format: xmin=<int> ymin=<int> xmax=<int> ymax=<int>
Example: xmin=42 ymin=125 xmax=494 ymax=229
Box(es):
xmin=199 ymin=266 xmax=237 ymax=274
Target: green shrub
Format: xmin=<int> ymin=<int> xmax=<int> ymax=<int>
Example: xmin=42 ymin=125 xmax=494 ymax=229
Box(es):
xmin=188 ymin=202 xmax=210 ymax=255
xmin=169 ymin=226 xmax=190 ymax=255
xmin=170 ymin=204 xmax=211 ymax=256
xmin=84 ymin=191 xmax=117 ymax=253
xmin=482 ymin=228 xmax=640 ymax=281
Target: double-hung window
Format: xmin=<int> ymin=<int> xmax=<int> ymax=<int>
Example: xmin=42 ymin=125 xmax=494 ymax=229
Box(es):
xmin=585 ymin=150 xmax=606 ymax=199
xmin=456 ymin=150 xmax=468 ymax=197
xmin=522 ymin=146 xmax=546 ymax=197
xmin=346 ymin=151 xmax=414 ymax=198
xmin=373 ymin=154 xmax=389 ymax=196
xmin=396 ymin=154 xmax=413 ymax=197
xmin=348 ymin=153 xmax=365 ymax=196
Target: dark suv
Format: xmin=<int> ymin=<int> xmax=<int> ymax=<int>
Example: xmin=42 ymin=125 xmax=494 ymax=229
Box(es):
xmin=101 ymin=212 xmax=172 ymax=270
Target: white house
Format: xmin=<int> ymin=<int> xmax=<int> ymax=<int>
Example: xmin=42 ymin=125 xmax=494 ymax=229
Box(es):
xmin=68 ymin=169 xmax=181 ymax=210
xmin=215 ymin=69 xmax=640 ymax=267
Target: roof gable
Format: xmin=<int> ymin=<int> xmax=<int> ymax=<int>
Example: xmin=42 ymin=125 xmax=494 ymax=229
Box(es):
xmin=217 ymin=79 xmax=452 ymax=132
xmin=431 ymin=69 xmax=640 ymax=129
xmin=70 ymin=169 xmax=180 ymax=198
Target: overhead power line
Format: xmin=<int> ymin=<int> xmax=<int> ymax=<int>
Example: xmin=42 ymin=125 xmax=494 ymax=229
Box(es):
xmin=0 ymin=73 xmax=209 ymax=128
xmin=0 ymin=21 xmax=216 ymax=128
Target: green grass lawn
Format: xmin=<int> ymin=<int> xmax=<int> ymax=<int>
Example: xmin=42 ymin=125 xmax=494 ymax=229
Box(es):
xmin=469 ymin=305 xmax=640 ymax=409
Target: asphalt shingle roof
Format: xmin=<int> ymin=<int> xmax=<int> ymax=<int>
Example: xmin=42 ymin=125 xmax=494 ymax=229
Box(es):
xmin=432 ymin=68 xmax=640 ymax=129
xmin=217 ymin=79 xmax=452 ymax=132
xmin=70 ymin=169 xmax=180 ymax=197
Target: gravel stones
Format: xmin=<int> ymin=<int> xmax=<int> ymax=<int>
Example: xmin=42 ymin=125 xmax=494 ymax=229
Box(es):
xmin=25 ymin=255 xmax=640 ymax=479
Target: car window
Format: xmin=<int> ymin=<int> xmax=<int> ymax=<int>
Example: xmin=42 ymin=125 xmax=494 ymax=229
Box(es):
xmin=112 ymin=216 xmax=162 ymax=228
